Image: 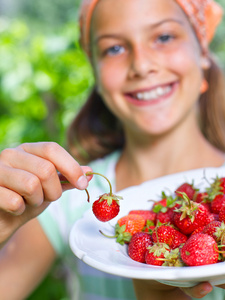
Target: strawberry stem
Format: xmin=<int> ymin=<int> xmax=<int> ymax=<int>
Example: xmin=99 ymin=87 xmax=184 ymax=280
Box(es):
xmin=85 ymin=189 xmax=90 ymax=203
xmin=99 ymin=230 xmax=117 ymax=238
xmin=86 ymin=171 xmax=113 ymax=196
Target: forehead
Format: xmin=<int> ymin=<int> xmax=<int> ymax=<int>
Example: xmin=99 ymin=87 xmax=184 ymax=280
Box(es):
xmin=91 ymin=0 xmax=191 ymax=34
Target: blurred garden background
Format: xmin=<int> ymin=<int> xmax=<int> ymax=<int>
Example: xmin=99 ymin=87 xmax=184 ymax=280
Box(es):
xmin=0 ymin=0 xmax=225 ymax=299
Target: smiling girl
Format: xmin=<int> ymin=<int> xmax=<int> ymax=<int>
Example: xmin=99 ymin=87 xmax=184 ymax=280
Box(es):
xmin=0 ymin=0 xmax=225 ymax=299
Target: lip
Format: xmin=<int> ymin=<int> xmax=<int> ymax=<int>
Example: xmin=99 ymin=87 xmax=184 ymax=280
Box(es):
xmin=124 ymin=82 xmax=178 ymax=107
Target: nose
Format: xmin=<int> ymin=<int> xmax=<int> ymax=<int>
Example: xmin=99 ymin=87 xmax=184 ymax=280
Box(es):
xmin=128 ymin=45 xmax=158 ymax=79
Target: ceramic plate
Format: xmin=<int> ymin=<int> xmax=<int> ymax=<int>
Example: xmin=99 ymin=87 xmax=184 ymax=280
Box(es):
xmin=70 ymin=166 xmax=225 ymax=287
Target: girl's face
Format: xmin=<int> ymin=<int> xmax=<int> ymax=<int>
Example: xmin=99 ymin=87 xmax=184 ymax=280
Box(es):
xmin=91 ymin=0 xmax=210 ymax=137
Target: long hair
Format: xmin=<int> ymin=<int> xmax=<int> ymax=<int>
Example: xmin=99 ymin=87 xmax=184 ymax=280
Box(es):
xmin=67 ymin=88 xmax=124 ymax=164
xmin=199 ymin=55 xmax=225 ymax=152
xmin=67 ymin=54 xmax=225 ymax=164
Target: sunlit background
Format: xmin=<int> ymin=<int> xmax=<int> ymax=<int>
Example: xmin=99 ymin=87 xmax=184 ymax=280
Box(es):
xmin=0 ymin=0 xmax=94 ymax=153
xmin=0 ymin=0 xmax=225 ymax=299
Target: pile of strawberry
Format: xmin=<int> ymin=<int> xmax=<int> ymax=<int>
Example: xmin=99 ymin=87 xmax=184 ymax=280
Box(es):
xmin=104 ymin=176 xmax=225 ymax=267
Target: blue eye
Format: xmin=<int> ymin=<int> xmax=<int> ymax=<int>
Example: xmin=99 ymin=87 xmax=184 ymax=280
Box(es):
xmin=106 ymin=45 xmax=124 ymax=56
xmin=158 ymin=34 xmax=174 ymax=43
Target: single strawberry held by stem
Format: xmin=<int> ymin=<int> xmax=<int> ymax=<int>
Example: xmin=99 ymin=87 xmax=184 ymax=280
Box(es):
xmin=86 ymin=171 xmax=122 ymax=222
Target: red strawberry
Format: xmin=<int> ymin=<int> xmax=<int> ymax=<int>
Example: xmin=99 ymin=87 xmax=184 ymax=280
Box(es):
xmin=219 ymin=177 xmax=225 ymax=193
xmin=219 ymin=204 xmax=225 ymax=222
xmin=175 ymin=182 xmax=197 ymax=200
xmin=180 ymin=233 xmax=219 ymax=266
xmin=202 ymin=221 xmax=223 ymax=242
xmin=92 ymin=196 xmax=120 ymax=222
xmin=152 ymin=225 xmax=187 ymax=249
xmin=220 ymin=233 xmax=225 ymax=259
xmin=117 ymin=214 xmax=146 ymax=235
xmin=152 ymin=192 xmax=178 ymax=224
xmin=206 ymin=176 xmax=225 ymax=214
xmin=100 ymin=214 xmax=146 ymax=245
xmin=129 ymin=210 xmax=156 ymax=223
xmin=194 ymin=192 xmax=208 ymax=203
xmin=209 ymin=176 xmax=225 ymax=194
xmin=204 ymin=212 xmax=218 ymax=225
xmin=172 ymin=193 xmax=209 ymax=235
xmin=191 ymin=225 xmax=205 ymax=236
xmin=114 ymin=214 xmax=146 ymax=244
xmin=152 ymin=192 xmax=178 ymax=213
xmin=211 ymin=194 xmax=225 ymax=214
xmin=200 ymin=202 xmax=211 ymax=214
xmin=145 ymin=243 xmax=170 ymax=266
xmin=152 ymin=225 xmax=174 ymax=246
xmin=152 ymin=198 xmax=167 ymax=209
xmin=86 ymin=171 xmax=122 ymax=222
xmin=143 ymin=220 xmax=156 ymax=233
xmin=171 ymin=229 xmax=188 ymax=249
xmin=128 ymin=232 xmax=152 ymax=263
xmin=156 ymin=209 xmax=174 ymax=224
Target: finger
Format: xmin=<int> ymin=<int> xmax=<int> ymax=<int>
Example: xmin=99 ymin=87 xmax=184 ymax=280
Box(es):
xmin=19 ymin=142 xmax=89 ymax=189
xmin=1 ymin=148 xmax=62 ymax=202
xmin=81 ymin=166 xmax=94 ymax=181
xmin=181 ymin=282 xmax=213 ymax=298
xmin=0 ymin=165 xmax=44 ymax=206
xmin=59 ymin=166 xmax=93 ymax=192
xmin=215 ymin=284 xmax=225 ymax=289
xmin=0 ymin=186 xmax=26 ymax=215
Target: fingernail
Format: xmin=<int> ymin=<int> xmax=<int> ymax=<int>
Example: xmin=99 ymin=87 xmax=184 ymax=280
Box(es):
xmin=200 ymin=284 xmax=213 ymax=295
xmin=77 ymin=175 xmax=88 ymax=189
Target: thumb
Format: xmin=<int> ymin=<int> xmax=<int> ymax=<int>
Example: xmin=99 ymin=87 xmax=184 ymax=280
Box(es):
xmin=59 ymin=166 xmax=94 ymax=192
xmin=180 ymin=282 xmax=213 ymax=298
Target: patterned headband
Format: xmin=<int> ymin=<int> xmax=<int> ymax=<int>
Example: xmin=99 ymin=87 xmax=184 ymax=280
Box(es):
xmin=79 ymin=0 xmax=223 ymax=55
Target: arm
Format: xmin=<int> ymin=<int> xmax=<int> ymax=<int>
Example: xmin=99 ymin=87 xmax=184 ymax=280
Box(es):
xmin=0 ymin=218 xmax=56 ymax=300
xmin=0 ymin=142 xmax=92 ymax=298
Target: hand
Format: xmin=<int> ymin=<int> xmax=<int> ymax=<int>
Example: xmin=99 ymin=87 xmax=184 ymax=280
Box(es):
xmin=0 ymin=142 xmax=92 ymax=246
xmin=181 ymin=282 xmax=213 ymax=298
xmin=133 ymin=279 xmax=215 ymax=300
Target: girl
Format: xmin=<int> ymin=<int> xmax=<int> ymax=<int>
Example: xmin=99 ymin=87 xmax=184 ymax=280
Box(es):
xmin=0 ymin=0 xmax=225 ymax=299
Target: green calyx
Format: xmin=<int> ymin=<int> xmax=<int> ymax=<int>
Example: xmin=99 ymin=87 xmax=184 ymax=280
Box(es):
xmin=147 ymin=243 xmax=170 ymax=257
xmin=163 ymin=248 xmax=184 ymax=267
xmin=98 ymin=193 xmax=122 ymax=206
xmin=100 ymin=224 xmax=131 ymax=245
xmin=206 ymin=176 xmax=224 ymax=202
xmin=215 ymin=222 xmax=225 ymax=241
xmin=174 ymin=192 xmax=199 ymax=222
xmin=152 ymin=191 xmax=178 ymax=213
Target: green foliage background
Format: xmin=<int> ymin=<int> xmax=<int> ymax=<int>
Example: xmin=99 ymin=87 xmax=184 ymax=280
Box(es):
xmin=0 ymin=0 xmax=94 ymax=151
xmin=0 ymin=0 xmax=225 ymax=299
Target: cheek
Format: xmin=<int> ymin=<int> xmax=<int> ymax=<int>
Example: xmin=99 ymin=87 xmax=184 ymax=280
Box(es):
xmin=94 ymin=61 xmax=125 ymax=93
xmin=164 ymin=45 xmax=202 ymax=80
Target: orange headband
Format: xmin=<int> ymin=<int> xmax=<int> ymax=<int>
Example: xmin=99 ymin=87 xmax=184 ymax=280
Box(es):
xmin=79 ymin=0 xmax=223 ymax=55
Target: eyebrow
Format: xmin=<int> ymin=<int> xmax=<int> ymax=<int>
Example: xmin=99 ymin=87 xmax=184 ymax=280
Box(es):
xmin=94 ymin=18 xmax=184 ymax=43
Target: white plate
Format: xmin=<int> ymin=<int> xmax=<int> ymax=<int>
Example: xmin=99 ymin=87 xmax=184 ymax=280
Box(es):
xmin=69 ymin=166 xmax=225 ymax=287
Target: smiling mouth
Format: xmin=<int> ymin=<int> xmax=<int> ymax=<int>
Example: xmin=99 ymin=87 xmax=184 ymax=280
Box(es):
xmin=128 ymin=84 xmax=174 ymax=101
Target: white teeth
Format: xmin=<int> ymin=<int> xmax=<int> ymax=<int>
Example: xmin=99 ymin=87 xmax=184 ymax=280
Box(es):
xmin=134 ymin=85 xmax=172 ymax=101
xmin=137 ymin=92 xmax=143 ymax=100
xmin=156 ymin=87 xmax=165 ymax=96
